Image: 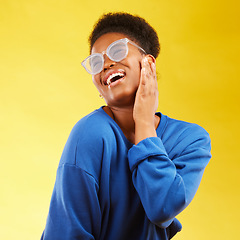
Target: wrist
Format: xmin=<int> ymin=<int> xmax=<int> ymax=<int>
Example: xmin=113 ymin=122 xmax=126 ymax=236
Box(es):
xmin=135 ymin=122 xmax=157 ymax=145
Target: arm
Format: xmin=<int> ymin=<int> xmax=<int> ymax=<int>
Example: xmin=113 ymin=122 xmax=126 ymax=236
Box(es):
xmin=131 ymin=56 xmax=211 ymax=228
xmin=41 ymin=120 xmax=103 ymax=240
xmin=128 ymin=126 xmax=211 ymax=228
xmin=133 ymin=55 xmax=158 ymax=144
xmin=41 ymin=164 xmax=101 ymax=240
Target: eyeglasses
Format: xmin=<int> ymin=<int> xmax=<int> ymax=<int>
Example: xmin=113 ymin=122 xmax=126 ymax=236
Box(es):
xmin=81 ymin=38 xmax=146 ymax=75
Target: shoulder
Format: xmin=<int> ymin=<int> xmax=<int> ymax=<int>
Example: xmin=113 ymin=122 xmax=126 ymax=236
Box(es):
xmin=159 ymin=113 xmax=211 ymax=155
xmin=71 ymin=107 xmax=113 ymax=140
xmin=59 ymin=108 xmax=113 ymax=166
xmin=161 ymin=113 xmax=210 ymax=139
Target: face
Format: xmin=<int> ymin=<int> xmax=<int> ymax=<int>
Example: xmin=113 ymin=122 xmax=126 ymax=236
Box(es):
xmin=91 ymin=32 xmax=145 ymax=107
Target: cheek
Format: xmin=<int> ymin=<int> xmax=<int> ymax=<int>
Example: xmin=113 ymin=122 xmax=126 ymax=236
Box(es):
xmin=127 ymin=59 xmax=142 ymax=81
xmin=92 ymin=75 xmax=97 ymax=85
xmin=92 ymin=75 xmax=103 ymax=92
xmin=92 ymin=73 xmax=101 ymax=84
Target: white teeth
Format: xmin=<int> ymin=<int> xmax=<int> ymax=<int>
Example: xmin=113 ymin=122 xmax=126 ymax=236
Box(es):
xmin=106 ymin=72 xmax=125 ymax=85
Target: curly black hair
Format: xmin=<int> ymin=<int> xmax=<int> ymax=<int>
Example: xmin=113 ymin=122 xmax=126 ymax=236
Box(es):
xmin=88 ymin=12 xmax=160 ymax=59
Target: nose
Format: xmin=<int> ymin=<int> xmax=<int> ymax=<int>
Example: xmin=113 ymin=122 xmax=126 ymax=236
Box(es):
xmin=103 ymin=55 xmax=116 ymax=71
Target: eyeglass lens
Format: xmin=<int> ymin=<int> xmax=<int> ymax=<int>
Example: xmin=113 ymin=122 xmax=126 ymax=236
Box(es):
xmin=90 ymin=55 xmax=103 ymax=74
xmin=108 ymin=41 xmax=128 ymax=62
xmin=89 ymin=40 xmax=128 ymax=74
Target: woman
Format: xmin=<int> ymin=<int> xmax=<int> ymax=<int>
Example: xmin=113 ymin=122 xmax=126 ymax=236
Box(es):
xmin=41 ymin=12 xmax=211 ymax=240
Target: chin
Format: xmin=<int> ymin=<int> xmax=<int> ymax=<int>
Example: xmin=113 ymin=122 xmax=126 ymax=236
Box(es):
xmin=107 ymin=89 xmax=137 ymax=108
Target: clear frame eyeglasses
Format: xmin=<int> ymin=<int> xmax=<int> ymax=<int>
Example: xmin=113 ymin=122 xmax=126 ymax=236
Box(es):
xmin=81 ymin=38 xmax=146 ymax=75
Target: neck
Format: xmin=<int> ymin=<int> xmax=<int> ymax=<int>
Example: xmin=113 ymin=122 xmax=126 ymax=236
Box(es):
xmin=103 ymin=105 xmax=160 ymax=144
xmin=104 ymin=105 xmax=136 ymax=143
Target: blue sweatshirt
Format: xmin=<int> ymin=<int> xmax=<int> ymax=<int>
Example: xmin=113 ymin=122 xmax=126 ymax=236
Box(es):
xmin=41 ymin=107 xmax=211 ymax=240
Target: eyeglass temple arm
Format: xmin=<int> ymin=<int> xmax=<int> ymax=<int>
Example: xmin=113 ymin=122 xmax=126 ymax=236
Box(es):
xmin=127 ymin=39 xmax=147 ymax=54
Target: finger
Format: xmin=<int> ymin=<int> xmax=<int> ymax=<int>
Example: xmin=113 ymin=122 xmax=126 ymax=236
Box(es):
xmin=143 ymin=57 xmax=156 ymax=88
xmin=140 ymin=62 xmax=152 ymax=95
xmin=140 ymin=66 xmax=147 ymax=88
xmin=140 ymin=56 xmax=157 ymax=93
xmin=143 ymin=57 xmax=152 ymax=74
xmin=140 ymin=58 xmax=148 ymax=86
xmin=150 ymin=61 xmax=158 ymax=87
xmin=144 ymin=56 xmax=157 ymax=86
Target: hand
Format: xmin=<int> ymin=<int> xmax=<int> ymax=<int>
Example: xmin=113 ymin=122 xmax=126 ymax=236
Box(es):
xmin=133 ymin=55 xmax=159 ymax=144
xmin=133 ymin=55 xmax=158 ymax=125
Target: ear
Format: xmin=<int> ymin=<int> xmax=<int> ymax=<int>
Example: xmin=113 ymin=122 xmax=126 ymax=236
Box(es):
xmin=145 ymin=54 xmax=156 ymax=64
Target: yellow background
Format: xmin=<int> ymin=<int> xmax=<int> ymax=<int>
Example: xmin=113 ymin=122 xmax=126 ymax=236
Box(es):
xmin=0 ymin=0 xmax=239 ymax=239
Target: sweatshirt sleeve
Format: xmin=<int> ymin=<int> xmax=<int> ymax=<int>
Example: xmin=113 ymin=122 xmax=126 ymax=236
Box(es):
xmin=41 ymin=115 xmax=104 ymax=240
xmin=41 ymin=164 xmax=101 ymax=240
xmin=128 ymin=124 xmax=211 ymax=229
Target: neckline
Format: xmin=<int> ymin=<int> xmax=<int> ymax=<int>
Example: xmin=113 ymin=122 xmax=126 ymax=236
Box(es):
xmin=98 ymin=106 xmax=167 ymax=145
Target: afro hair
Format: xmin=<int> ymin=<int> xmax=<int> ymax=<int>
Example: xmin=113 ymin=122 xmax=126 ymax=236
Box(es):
xmin=88 ymin=12 xmax=160 ymax=59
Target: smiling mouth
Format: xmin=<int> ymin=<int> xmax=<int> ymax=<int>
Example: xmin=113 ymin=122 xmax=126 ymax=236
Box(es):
xmin=105 ymin=72 xmax=126 ymax=86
